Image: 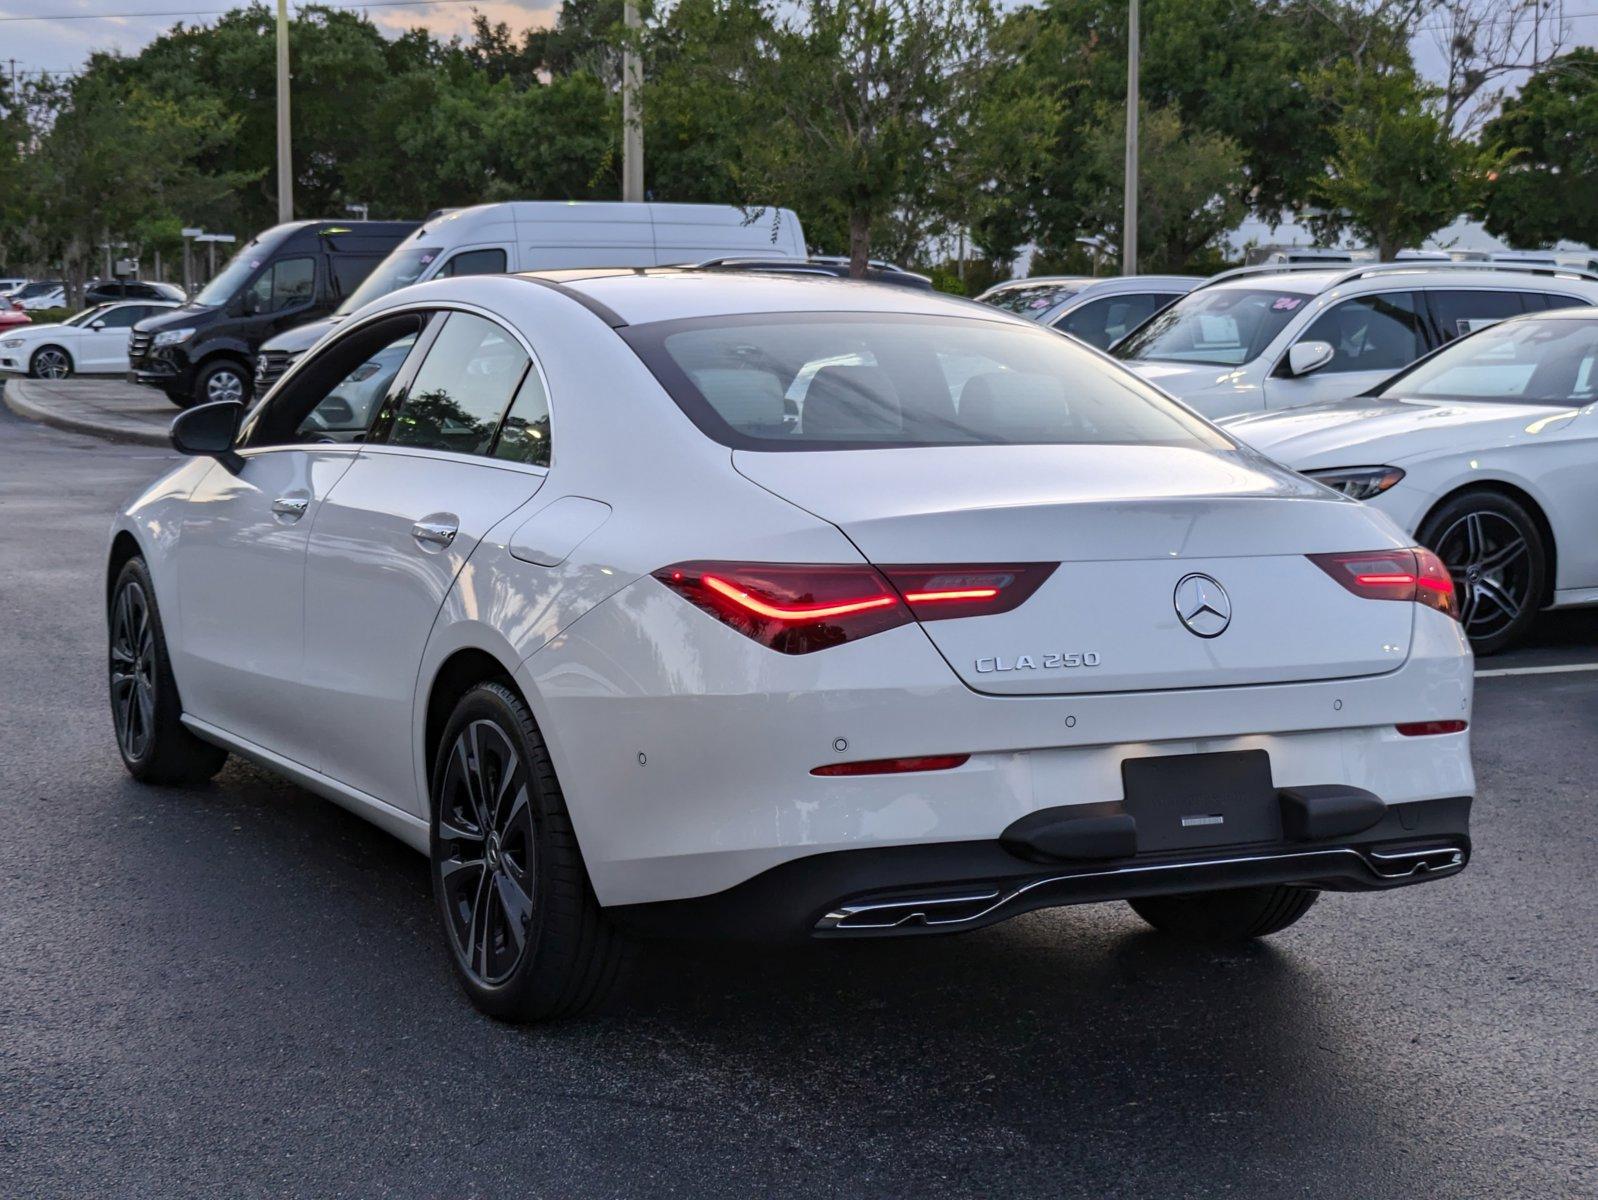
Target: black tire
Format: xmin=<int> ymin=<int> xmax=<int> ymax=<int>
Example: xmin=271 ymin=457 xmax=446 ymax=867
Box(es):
xmin=163 ymin=388 xmax=191 ymax=409
xmin=1417 ymin=490 xmax=1547 ymax=655
xmin=28 ymin=345 xmax=72 ymax=379
xmin=108 ymin=558 xmax=229 ymax=786
xmin=192 ymin=359 xmax=248 ymax=408
xmin=430 ymin=681 xmax=624 ymax=1022
xmin=1127 ymin=886 xmax=1318 ymax=942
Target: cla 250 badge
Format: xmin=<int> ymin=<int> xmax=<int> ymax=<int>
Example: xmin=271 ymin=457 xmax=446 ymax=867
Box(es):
xmin=975 ymin=651 xmax=1102 ymax=674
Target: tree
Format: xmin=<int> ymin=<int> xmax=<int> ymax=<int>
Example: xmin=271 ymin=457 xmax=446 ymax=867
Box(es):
xmin=1477 ymin=49 xmax=1598 ymax=249
xmin=1078 ymin=103 xmax=1247 ymax=272
xmin=1307 ymin=67 xmax=1500 ymax=260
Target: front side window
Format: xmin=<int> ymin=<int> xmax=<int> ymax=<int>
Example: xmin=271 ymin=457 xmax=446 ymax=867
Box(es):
xmin=1115 ymin=288 xmax=1310 ymax=366
xmin=96 ymin=305 xmax=144 ymax=329
xmin=624 ymin=312 xmax=1229 ymax=451
xmin=370 ymin=312 xmax=530 ymax=456
xmin=1382 ymin=316 xmax=1598 ymax=404
xmin=335 ymin=247 xmax=441 ymax=316
xmin=1055 ymin=293 xmax=1175 ymax=350
xmin=330 ymin=255 xmax=383 ymax=300
xmin=65 ymin=305 xmax=112 ymax=327
xmin=1297 ymin=292 xmax=1424 ymax=374
xmin=245 ymin=257 xmax=316 ymax=315
xmin=438 ymin=248 xmax=508 ymax=278
xmin=295 ymin=331 xmax=420 ymax=442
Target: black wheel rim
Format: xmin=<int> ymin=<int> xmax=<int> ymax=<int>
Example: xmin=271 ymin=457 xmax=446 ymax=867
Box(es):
xmin=1434 ymin=510 xmax=1532 ymax=643
xmin=437 ymin=720 xmax=536 ymax=986
xmin=110 ymin=580 xmax=156 ymax=761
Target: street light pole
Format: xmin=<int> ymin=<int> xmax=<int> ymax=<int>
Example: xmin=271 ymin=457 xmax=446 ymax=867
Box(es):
xmin=1122 ymin=0 xmax=1139 ymax=276
xmin=276 ymin=0 xmax=293 ymax=223
xmin=621 ymin=0 xmax=644 ymax=203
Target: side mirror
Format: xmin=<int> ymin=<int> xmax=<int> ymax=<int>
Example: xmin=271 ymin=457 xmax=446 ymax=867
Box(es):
xmin=170 ymin=399 xmax=243 ymax=460
xmin=89 ymin=319 xmax=106 ymax=330
xmin=1287 ymin=340 xmax=1335 ymax=377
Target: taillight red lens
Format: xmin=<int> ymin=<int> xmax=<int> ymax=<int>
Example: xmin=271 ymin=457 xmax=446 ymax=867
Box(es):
xmin=1308 ymin=548 xmax=1459 ymax=620
xmin=653 ymin=561 xmax=1058 ymax=653
xmin=1396 ymin=720 xmax=1467 ymax=736
xmin=812 ymin=754 xmax=969 ymax=777
xmin=653 ymin=562 xmax=911 ymax=654
xmin=881 ymin=563 xmax=1057 ymax=622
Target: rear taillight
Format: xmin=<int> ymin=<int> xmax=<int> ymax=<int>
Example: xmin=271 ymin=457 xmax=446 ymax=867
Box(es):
xmin=1396 ymin=720 xmax=1467 ymax=736
xmin=1308 ymin=548 xmax=1458 ymax=619
xmin=811 ymin=754 xmax=969 ymax=777
xmin=653 ymin=561 xmax=1057 ymax=654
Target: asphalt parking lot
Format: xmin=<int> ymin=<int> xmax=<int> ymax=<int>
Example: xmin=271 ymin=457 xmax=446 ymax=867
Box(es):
xmin=1 ymin=399 xmax=1594 ymax=1199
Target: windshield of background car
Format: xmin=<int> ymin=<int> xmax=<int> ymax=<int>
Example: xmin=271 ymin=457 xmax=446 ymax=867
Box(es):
xmin=624 ymin=312 xmax=1231 ymax=451
xmin=983 ymin=282 xmax=1087 ymax=316
xmin=193 ymin=243 xmax=267 ymax=306
xmin=1382 ymin=317 xmax=1598 ymax=404
xmin=1115 ymin=287 xmax=1311 ymax=366
xmin=335 ymin=247 xmax=442 ymax=316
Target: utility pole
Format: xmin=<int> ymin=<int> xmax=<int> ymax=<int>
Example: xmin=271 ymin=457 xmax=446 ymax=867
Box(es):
xmin=1122 ymin=0 xmax=1140 ymax=276
xmin=621 ymin=0 xmax=644 ymax=203
xmin=276 ymin=0 xmax=293 ymax=223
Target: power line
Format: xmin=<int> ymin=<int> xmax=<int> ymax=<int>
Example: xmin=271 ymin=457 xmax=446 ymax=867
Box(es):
xmin=0 ymin=0 xmax=495 ymax=24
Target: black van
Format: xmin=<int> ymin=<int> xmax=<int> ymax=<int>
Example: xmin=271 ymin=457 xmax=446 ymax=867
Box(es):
xmin=129 ymin=219 xmax=417 ymax=407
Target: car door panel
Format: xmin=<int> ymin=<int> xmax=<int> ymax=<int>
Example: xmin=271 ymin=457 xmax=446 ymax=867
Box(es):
xmin=300 ymin=450 xmax=545 ymax=810
xmin=174 ymin=448 xmax=359 ymax=761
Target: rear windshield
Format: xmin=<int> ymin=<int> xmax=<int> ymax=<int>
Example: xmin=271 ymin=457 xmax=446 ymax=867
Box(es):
xmin=982 ymin=282 xmax=1085 ymax=316
xmin=1115 ymin=287 xmax=1311 ymax=366
xmin=623 ymin=312 xmax=1229 ymax=451
xmin=1383 ymin=316 xmax=1598 ymax=404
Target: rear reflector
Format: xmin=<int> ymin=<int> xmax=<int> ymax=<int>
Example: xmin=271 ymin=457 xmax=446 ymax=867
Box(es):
xmin=812 ymin=754 xmax=970 ymax=777
xmin=1396 ymin=720 xmax=1468 ymax=736
xmin=1308 ymin=547 xmax=1459 ymax=619
xmin=653 ymin=561 xmax=1057 ymax=653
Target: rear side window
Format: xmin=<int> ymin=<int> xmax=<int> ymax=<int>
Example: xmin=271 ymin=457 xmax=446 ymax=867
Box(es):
xmin=1054 ymin=293 xmax=1176 ymax=350
xmin=370 ymin=312 xmax=529 ymax=456
xmin=330 ymin=255 xmax=383 ymax=299
xmin=438 ymin=248 xmax=508 ymax=278
xmin=491 ymin=369 xmax=552 ymax=466
xmin=1429 ymin=290 xmax=1531 ymax=341
xmin=1298 ymin=292 xmax=1424 ymax=374
xmin=1532 ymin=292 xmax=1592 ymax=315
xmin=246 ymin=257 xmax=316 ymax=314
xmin=624 ymin=312 xmax=1228 ymax=451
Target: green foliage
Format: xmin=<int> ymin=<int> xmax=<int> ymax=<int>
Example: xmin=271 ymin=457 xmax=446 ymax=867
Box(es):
xmin=1478 ymin=50 xmax=1598 ymax=249
xmin=1307 ymin=67 xmax=1503 ymax=260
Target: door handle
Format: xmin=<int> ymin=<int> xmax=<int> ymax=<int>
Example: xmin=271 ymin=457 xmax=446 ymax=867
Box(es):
xmin=271 ymin=496 xmax=309 ymax=521
xmin=411 ymin=517 xmax=459 ymax=549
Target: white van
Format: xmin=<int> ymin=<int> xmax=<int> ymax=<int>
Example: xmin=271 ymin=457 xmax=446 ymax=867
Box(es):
xmin=254 ymin=202 xmax=806 ymax=394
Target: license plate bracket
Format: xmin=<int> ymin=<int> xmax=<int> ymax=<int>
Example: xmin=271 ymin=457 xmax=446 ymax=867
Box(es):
xmin=1121 ymin=750 xmax=1280 ymax=852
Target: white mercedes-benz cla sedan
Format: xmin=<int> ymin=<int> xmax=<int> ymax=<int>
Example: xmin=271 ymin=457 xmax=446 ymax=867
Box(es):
xmin=107 ymin=270 xmax=1476 ymax=1021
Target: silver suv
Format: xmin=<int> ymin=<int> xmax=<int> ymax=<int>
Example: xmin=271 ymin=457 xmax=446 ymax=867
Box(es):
xmin=978 ymin=274 xmax=1201 ymax=350
xmin=1113 ymin=263 xmax=1598 ymax=420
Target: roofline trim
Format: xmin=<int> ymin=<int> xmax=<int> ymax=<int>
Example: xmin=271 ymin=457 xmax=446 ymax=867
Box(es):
xmin=511 ymin=273 xmax=629 ymax=328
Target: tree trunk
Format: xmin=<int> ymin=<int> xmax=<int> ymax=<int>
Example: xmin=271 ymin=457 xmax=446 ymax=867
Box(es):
xmin=1376 ymin=233 xmax=1400 ymax=262
xmin=848 ymin=210 xmax=870 ymax=280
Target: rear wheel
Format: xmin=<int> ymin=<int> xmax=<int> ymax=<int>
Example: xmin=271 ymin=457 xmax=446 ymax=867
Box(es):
xmin=109 ymin=558 xmax=228 ymax=785
xmin=28 ymin=346 xmax=71 ymax=379
xmin=1128 ymin=886 xmax=1318 ymax=942
xmin=430 ymin=681 xmax=624 ymax=1021
xmin=1417 ymin=491 xmax=1546 ymax=655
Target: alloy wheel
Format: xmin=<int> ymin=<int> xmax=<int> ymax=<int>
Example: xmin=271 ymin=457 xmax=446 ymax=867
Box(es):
xmin=33 ymin=349 xmax=70 ymax=379
xmin=109 ymin=580 xmax=156 ymax=762
xmin=1434 ymin=509 xmax=1532 ymax=644
xmin=206 ymin=369 xmax=244 ymax=405
xmin=436 ymin=720 xmax=537 ymax=986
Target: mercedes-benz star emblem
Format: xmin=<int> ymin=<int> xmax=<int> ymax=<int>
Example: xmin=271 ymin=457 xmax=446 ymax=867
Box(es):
xmin=1174 ymin=573 xmax=1232 ymax=638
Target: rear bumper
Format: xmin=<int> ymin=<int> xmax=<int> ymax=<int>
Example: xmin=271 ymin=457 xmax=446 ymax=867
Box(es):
xmin=610 ymin=795 xmax=1471 ymax=941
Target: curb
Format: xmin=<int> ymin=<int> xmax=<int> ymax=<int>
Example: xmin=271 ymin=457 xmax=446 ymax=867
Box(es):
xmin=2 ymin=379 xmax=171 ymax=447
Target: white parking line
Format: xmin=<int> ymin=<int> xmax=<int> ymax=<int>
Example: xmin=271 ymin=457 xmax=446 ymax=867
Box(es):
xmin=1475 ymin=662 xmax=1598 ymax=678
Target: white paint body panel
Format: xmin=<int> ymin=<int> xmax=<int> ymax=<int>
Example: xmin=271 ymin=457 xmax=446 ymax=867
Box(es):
xmin=115 ymin=271 xmax=1475 ymax=910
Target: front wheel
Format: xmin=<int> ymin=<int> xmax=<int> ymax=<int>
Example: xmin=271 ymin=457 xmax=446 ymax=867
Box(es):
xmin=28 ymin=346 xmax=72 ymax=379
xmin=109 ymin=558 xmax=228 ymax=785
xmin=1418 ymin=491 xmax=1547 ymax=655
xmin=193 ymin=359 xmax=248 ymax=408
xmin=1128 ymin=886 xmax=1318 ymax=942
xmin=430 ymin=681 xmax=624 ymax=1021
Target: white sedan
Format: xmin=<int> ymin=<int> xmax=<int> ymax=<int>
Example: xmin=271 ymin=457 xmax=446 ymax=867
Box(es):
xmin=0 ymin=300 xmax=179 ymax=378
xmin=109 ymin=271 xmax=1474 ymax=1021
xmin=1226 ymin=308 xmax=1598 ymax=654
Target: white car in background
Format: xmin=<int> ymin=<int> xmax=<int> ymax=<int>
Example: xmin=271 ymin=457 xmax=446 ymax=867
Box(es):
xmin=1114 ymin=263 xmax=1598 ymax=420
xmin=1227 ymin=308 xmax=1598 ymax=653
xmin=12 ymin=281 xmax=66 ymax=311
xmin=978 ymin=275 xmax=1202 ymax=350
xmin=0 ymin=300 xmax=179 ymax=378
xmin=109 ymin=271 xmax=1473 ymax=1022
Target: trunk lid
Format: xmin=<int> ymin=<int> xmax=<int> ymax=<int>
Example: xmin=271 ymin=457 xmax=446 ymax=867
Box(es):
xmin=733 ymin=445 xmax=1415 ymax=694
